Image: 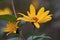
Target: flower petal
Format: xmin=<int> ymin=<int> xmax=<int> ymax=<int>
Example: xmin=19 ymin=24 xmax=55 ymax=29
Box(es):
xmin=27 ymin=11 xmax=31 ymax=17
xmin=4 ymin=28 xmax=10 ymax=32
xmin=38 ymin=10 xmax=50 ymax=21
xmin=13 ymin=31 xmax=16 ymax=33
xmin=0 ymin=8 xmax=12 ymax=15
xmin=7 ymin=32 xmax=11 ymax=35
xmin=39 ymin=14 xmax=52 ymax=23
xmin=43 ymin=17 xmax=52 ymax=23
xmin=17 ymin=17 xmax=28 ymax=21
xmin=34 ymin=22 xmax=40 ymax=29
xmin=18 ymin=13 xmax=29 ymax=19
xmin=17 ymin=17 xmax=33 ymax=22
xmin=30 ymin=4 xmax=36 ymax=17
xmin=37 ymin=7 xmax=44 ymax=17
xmin=4 ymin=8 xmax=12 ymax=15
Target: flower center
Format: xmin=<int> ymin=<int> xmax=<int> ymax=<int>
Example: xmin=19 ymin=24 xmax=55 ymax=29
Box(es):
xmin=32 ymin=17 xmax=38 ymax=22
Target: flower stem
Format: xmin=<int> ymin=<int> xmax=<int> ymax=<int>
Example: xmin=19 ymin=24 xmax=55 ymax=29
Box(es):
xmin=11 ymin=0 xmax=17 ymax=18
xmin=32 ymin=26 xmax=35 ymax=40
xmin=18 ymin=28 xmax=25 ymax=40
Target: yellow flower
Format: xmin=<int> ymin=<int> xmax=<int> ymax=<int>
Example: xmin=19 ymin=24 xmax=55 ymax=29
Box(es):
xmin=17 ymin=4 xmax=52 ymax=29
xmin=0 ymin=8 xmax=12 ymax=15
xmin=4 ymin=21 xmax=19 ymax=35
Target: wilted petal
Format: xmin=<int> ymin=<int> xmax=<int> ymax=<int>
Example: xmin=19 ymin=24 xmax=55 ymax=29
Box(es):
xmin=3 ymin=22 xmax=18 ymax=35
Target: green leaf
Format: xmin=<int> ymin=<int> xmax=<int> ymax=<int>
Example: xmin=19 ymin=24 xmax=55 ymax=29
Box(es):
xmin=0 ymin=0 xmax=3 ymax=2
xmin=33 ymin=34 xmax=51 ymax=40
xmin=43 ymin=38 xmax=49 ymax=40
xmin=27 ymin=34 xmax=51 ymax=40
xmin=33 ymin=37 xmax=41 ymax=40
xmin=7 ymin=37 xmax=19 ymax=40
xmin=0 ymin=15 xmax=17 ymax=22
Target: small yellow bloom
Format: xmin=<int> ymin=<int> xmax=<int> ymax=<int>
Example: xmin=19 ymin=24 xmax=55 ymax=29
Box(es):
xmin=17 ymin=4 xmax=52 ymax=29
xmin=4 ymin=21 xmax=19 ymax=35
xmin=0 ymin=8 xmax=12 ymax=15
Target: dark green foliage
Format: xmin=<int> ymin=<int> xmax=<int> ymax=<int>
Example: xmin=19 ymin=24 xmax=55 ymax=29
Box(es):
xmin=0 ymin=15 xmax=17 ymax=22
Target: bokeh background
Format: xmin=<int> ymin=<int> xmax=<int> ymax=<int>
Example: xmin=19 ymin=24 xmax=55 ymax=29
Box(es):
xmin=0 ymin=0 xmax=60 ymax=40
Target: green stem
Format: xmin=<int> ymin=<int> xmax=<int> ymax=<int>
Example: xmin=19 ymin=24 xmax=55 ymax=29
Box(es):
xmin=18 ymin=27 xmax=25 ymax=40
xmin=32 ymin=26 xmax=35 ymax=40
xmin=11 ymin=0 xmax=17 ymax=18
xmin=11 ymin=0 xmax=23 ymax=40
